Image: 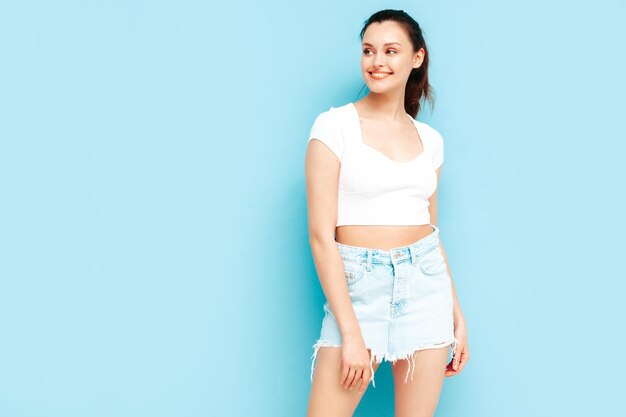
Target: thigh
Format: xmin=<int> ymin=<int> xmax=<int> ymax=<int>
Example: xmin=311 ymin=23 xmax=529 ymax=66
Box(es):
xmin=307 ymin=346 xmax=381 ymax=417
xmin=391 ymin=345 xmax=450 ymax=417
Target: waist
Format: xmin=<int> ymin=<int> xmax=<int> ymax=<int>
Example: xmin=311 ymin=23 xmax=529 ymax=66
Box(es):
xmin=335 ymin=223 xmax=437 ymax=252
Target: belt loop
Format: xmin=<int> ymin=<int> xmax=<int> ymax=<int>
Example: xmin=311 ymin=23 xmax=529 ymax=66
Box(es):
xmin=366 ymin=249 xmax=373 ymax=271
xmin=409 ymin=246 xmax=416 ymax=265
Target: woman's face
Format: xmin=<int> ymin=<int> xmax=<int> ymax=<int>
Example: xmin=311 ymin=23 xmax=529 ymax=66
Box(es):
xmin=360 ymin=21 xmax=424 ymax=94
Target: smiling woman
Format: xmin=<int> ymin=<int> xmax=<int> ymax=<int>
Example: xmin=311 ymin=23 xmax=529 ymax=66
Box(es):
xmin=364 ymin=42 xmax=400 ymax=80
xmin=305 ymin=8 xmax=469 ymax=417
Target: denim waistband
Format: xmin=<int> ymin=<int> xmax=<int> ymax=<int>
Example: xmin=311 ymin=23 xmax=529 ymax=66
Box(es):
xmin=335 ymin=224 xmax=440 ymax=266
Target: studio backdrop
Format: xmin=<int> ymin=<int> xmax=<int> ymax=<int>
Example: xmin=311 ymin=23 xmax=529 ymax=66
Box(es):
xmin=0 ymin=1 xmax=624 ymax=416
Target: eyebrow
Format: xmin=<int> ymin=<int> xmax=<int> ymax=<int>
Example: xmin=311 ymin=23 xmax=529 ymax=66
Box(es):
xmin=362 ymin=42 xmax=401 ymax=47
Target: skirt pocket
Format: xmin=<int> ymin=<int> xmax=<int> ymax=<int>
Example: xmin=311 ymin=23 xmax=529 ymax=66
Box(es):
xmin=417 ymin=246 xmax=447 ymax=276
xmin=343 ymin=258 xmax=366 ymax=286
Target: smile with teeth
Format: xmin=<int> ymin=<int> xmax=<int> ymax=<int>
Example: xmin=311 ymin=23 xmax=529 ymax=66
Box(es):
xmin=370 ymin=71 xmax=392 ymax=79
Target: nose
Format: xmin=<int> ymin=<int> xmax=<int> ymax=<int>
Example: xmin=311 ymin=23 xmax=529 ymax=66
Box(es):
xmin=373 ymin=51 xmax=385 ymax=67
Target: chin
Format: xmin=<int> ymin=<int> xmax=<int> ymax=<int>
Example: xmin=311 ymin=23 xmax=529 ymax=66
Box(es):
xmin=366 ymin=84 xmax=395 ymax=94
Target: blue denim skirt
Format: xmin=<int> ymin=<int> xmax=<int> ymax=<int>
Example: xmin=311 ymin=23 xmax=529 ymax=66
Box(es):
xmin=310 ymin=224 xmax=458 ymax=388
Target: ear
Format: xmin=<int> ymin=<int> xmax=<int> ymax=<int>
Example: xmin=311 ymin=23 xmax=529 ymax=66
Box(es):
xmin=413 ymin=48 xmax=424 ymax=69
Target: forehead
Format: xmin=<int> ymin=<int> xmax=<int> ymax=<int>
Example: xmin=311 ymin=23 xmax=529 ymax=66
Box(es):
xmin=362 ymin=21 xmax=408 ymax=46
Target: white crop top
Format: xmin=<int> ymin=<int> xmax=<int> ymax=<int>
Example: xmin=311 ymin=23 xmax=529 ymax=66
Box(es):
xmin=307 ymin=102 xmax=444 ymax=226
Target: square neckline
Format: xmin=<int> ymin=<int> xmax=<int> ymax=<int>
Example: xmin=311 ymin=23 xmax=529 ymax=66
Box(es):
xmin=349 ymin=101 xmax=426 ymax=164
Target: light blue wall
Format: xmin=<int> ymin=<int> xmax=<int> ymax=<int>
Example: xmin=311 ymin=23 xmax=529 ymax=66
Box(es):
xmin=1 ymin=1 xmax=624 ymax=416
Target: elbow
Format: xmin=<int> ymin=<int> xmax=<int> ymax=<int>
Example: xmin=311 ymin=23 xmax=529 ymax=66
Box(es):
xmin=309 ymin=231 xmax=337 ymax=252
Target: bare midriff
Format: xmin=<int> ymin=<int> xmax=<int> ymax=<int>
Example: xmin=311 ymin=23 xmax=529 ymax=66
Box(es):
xmin=335 ymin=224 xmax=434 ymax=251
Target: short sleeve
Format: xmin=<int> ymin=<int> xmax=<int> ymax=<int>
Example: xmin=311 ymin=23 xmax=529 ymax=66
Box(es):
xmin=431 ymin=130 xmax=444 ymax=169
xmin=308 ymin=110 xmax=344 ymax=161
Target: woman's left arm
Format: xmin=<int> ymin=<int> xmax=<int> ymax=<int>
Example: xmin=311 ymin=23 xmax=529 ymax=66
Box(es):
xmin=438 ymin=240 xmax=465 ymax=327
xmin=428 ymin=167 xmax=470 ymax=376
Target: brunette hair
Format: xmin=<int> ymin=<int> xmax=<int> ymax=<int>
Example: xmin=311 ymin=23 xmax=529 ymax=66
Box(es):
xmin=358 ymin=9 xmax=435 ymax=118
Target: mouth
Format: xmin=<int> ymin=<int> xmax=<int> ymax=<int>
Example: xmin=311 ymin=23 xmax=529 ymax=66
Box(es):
xmin=369 ymin=71 xmax=393 ymax=80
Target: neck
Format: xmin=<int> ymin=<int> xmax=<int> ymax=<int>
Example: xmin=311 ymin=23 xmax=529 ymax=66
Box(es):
xmin=362 ymin=93 xmax=407 ymax=121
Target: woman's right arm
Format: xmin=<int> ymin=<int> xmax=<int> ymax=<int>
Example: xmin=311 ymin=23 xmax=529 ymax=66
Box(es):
xmin=304 ymin=139 xmax=362 ymax=340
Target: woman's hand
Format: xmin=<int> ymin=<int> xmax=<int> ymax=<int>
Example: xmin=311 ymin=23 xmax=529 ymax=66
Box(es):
xmin=445 ymin=318 xmax=470 ymax=377
xmin=340 ymin=334 xmax=372 ymax=393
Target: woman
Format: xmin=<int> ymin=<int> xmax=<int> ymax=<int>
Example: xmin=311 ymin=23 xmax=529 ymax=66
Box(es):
xmin=304 ymin=9 xmax=470 ymax=417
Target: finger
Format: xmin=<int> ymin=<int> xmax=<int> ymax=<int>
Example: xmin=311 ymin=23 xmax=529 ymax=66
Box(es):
xmin=358 ymin=373 xmax=368 ymax=394
xmin=340 ymin=361 xmax=350 ymax=385
xmin=359 ymin=367 xmax=371 ymax=393
xmin=445 ymin=363 xmax=460 ymax=377
xmin=355 ymin=375 xmax=365 ymax=394
xmin=344 ymin=368 xmax=357 ymax=389
xmin=445 ymin=359 xmax=460 ymax=376
xmin=445 ymin=351 xmax=469 ymax=376
xmin=455 ymin=349 xmax=469 ymax=370
xmin=457 ymin=352 xmax=470 ymax=372
xmin=358 ymin=368 xmax=370 ymax=394
xmin=342 ymin=368 xmax=354 ymax=389
xmin=349 ymin=368 xmax=364 ymax=391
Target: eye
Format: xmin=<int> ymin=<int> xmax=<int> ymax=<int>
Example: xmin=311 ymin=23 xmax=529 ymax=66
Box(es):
xmin=362 ymin=48 xmax=397 ymax=55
